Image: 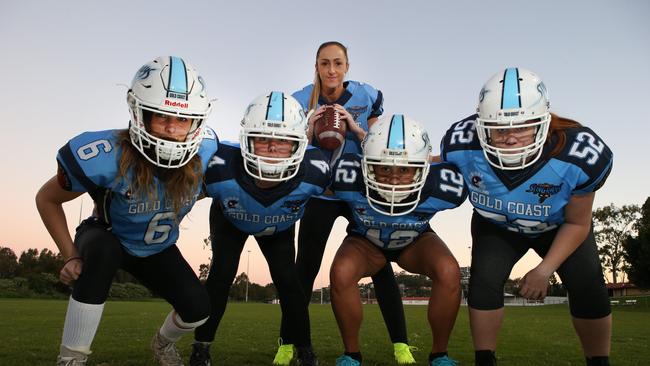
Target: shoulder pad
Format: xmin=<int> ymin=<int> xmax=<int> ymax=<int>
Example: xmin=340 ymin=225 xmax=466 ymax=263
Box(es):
xmin=331 ymin=153 xmax=364 ymax=192
xmin=204 ymin=142 xmax=241 ymax=184
xmin=553 ymin=126 xmax=613 ymax=193
xmin=56 ymin=130 xmax=122 ymax=193
xmin=303 ymin=148 xmax=331 ymax=190
xmin=440 ymin=115 xmax=481 ymax=160
xmin=425 ymin=162 xmax=468 ymax=206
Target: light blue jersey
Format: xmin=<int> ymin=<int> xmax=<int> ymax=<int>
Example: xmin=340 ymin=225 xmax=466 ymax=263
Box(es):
xmin=293 ymin=80 xmax=384 ymax=165
xmin=441 ymin=115 xmax=613 ymax=236
xmin=56 ymin=128 xmax=218 ymax=257
xmin=204 ymin=142 xmax=330 ymax=236
xmin=331 ymin=153 xmax=467 ymax=250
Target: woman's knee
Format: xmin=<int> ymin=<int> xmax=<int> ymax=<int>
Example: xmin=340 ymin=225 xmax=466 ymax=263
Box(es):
xmin=330 ymin=258 xmax=361 ymax=292
xmin=176 ymin=286 xmax=211 ymax=323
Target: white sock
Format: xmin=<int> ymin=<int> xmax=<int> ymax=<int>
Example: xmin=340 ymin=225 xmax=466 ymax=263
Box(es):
xmin=61 ymin=296 xmax=105 ymax=353
xmin=159 ymin=311 xmax=191 ymax=343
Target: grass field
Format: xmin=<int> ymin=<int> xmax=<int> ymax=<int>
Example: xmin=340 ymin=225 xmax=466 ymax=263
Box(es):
xmin=0 ymin=299 xmax=648 ymax=365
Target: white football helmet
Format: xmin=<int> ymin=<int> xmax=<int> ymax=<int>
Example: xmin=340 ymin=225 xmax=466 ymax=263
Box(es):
xmin=127 ymin=56 xmax=211 ymax=168
xmin=239 ymin=92 xmax=308 ymax=181
xmin=362 ymin=114 xmax=431 ymax=216
xmin=476 ymin=67 xmax=551 ymax=170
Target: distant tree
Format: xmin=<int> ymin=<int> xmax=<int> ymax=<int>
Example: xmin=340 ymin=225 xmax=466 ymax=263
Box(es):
xmin=37 ymin=248 xmax=63 ymax=275
xmin=623 ymin=197 xmax=650 ymax=288
xmin=394 ymin=271 xmax=430 ymax=296
xmin=230 ymin=272 xmax=249 ymax=301
xmin=198 ymin=263 xmax=211 ymax=282
xmin=593 ymin=203 xmax=641 ymax=283
xmin=504 ymin=277 xmax=521 ymax=296
xmin=16 ymin=248 xmax=40 ymax=277
xmin=0 ymin=247 xmax=18 ymax=278
xmin=548 ymin=273 xmax=567 ymax=296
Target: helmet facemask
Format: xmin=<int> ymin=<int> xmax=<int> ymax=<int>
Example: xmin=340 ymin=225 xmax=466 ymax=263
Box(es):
xmin=476 ymin=114 xmax=550 ymax=170
xmin=362 ymin=156 xmax=429 ymax=216
xmin=240 ymin=129 xmax=308 ymax=182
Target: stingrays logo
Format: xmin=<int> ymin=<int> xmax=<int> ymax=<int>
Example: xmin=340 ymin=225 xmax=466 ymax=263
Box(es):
xmin=224 ymin=198 xmax=239 ymax=209
xmin=526 ymin=183 xmax=562 ymax=203
xmin=479 ymin=86 xmax=490 ymax=103
xmin=469 ymin=171 xmax=487 ymax=192
xmin=282 ymin=199 xmax=305 ymax=213
xmin=347 ymin=106 xmax=368 ymax=122
xmin=197 ymin=75 xmax=207 ymax=93
xmin=135 ymin=65 xmax=156 ymax=81
xmin=355 ymin=207 xmax=367 ymax=216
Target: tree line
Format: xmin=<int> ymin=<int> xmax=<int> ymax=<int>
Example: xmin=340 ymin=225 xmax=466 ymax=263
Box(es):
xmin=2 ymin=197 xmax=648 ymax=299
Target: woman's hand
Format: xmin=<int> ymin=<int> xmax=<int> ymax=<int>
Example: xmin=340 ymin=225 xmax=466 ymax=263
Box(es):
xmin=306 ymin=106 xmax=328 ymax=143
xmin=60 ymin=257 xmax=83 ymax=285
xmin=519 ymin=265 xmax=553 ymax=300
xmin=333 ymin=104 xmax=366 ymax=141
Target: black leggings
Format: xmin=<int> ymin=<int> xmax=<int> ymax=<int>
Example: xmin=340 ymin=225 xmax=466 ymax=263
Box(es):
xmin=286 ymin=197 xmax=408 ymax=344
xmin=194 ymin=203 xmax=311 ymax=346
xmin=72 ymin=218 xmax=209 ymax=323
xmin=468 ymin=212 xmax=611 ymax=319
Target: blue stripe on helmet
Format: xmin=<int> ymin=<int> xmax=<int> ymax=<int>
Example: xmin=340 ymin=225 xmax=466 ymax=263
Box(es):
xmin=501 ymin=67 xmax=521 ymax=109
xmin=387 ymin=114 xmax=405 ymax=149
xmin=266 ymin=91 xmax=284 ymax=121
xmin=168 ymin=56 xmax=188 ymax=96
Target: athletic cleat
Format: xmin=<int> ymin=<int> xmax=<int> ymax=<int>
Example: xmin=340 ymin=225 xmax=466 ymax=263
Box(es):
xmin=335 ymin=355 xmax=361 ymax=366
xmin=393 ymin=343 xmax=416 ymax=364
xmin=189 ymin=342 xmax=212 ymax=366
xmin=57 ymin=345 xmax=89 ymax=366
xmin=430 ymin=355 xmax=459 ymax=366
xmin=151 ymin=332 xmax=183 ymax=366
xmin=296 ymin=345 xmax=319 ymax=366
xmin=273 ymin=343 xmax=295 ymax=365
xmin=57 ymin=356 xmax=87 ymax=366
xmin=475 ymin=350 xmax=497 ymax=366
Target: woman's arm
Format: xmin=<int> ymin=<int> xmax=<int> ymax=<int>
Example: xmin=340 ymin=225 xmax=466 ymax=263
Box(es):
xmin=519 ymin=192 xmax=595 ymax=300
xmin=35 ymin=175 xmax=84 ymax=284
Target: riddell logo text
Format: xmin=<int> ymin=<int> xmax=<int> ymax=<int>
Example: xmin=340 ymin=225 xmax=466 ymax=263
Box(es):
xmin=164 ymin=100 xmax=189 ymax=109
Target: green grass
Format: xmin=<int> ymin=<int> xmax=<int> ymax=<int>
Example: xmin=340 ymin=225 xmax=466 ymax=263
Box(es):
xmin=0 ymin=299 xmax=648 ymax=365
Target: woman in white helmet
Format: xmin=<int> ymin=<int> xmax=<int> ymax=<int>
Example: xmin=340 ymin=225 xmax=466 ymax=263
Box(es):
xmin=188 ymin=92 xmax=330 ymax=366
xmin=440 ymin=68 xmax=613 ymax=366
xmin=329 ymin=114 xmax=468 ymax=366
xmin=35 ymin=56 xmax=217 ymax=366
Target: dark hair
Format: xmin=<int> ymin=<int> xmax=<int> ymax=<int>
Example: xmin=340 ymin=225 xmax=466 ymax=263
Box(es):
xmin=546 ymin=113 xmax=583 ymax=158
xmin=308 ymin=41 xmax=349 ymax=111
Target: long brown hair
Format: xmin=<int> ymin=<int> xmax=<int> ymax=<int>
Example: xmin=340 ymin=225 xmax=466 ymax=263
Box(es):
xmin=545 ymin=113 xmax=583 ymax=158
xmin=116 ymin=130 xmax=203 ymax=216
xmin=308 ymin=41 xmax=349 ymax=111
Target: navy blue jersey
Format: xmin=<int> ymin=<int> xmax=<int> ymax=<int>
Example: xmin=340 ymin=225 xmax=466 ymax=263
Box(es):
xmin=293 ymin=80 xmax=383 ymax=165
xmin=331 ymin=153 xmax=467 ymax=249
xmin=204 ymin=142 xmax=330 ymax=236
xmin=441 ymin=115 xmax=613 ymax=236
xmin=56 ymin=128 xmax=219 ymax=257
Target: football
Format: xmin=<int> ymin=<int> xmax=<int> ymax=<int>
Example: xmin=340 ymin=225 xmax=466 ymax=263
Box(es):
xmin=314 ymin=106 xmax=346 ymax=151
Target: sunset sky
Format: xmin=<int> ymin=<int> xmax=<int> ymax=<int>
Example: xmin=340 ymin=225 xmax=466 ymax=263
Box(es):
xmin=2 ymin=1 xmax=649 ymax=289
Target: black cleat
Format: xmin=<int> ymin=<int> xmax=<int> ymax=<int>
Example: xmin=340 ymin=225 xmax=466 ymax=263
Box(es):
xmin=296 ymin=345 xmax=319 ymax=366
xmin=189 ymin=342 xmax=212 ymax=366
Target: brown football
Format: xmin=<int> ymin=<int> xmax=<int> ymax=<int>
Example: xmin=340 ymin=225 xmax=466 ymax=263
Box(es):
xmin=314 ymin=106 xmax=346 ymax=150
